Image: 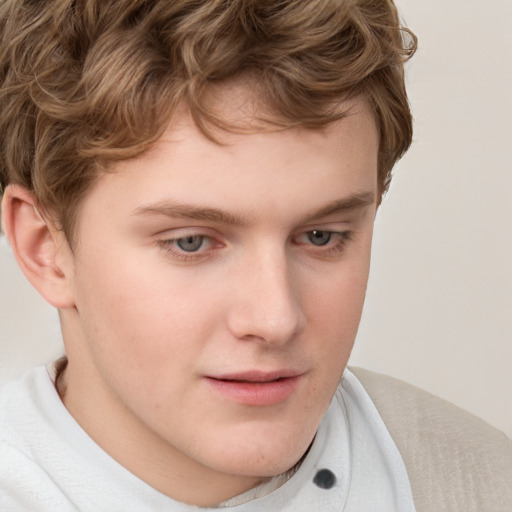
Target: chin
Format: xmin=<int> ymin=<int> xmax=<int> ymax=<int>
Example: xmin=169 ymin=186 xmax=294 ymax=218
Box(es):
xmin=206 ymin=428 xmax=314 ymax=479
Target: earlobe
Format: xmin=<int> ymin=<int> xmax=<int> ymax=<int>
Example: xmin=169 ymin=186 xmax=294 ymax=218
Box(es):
xmin=1 ymin=185 xmax=75 ymax=309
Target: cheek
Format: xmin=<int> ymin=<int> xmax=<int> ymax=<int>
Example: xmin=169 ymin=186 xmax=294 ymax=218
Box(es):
xmin=306 ymin=254 xmax=371 ymax=328
xmin=73 ymin=253 xmax=221 ymax=385
xmin=303 ymin=253 xmax=371 ymax=372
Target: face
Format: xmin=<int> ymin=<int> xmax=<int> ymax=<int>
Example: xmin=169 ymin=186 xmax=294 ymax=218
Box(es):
xmin=59 ymin=96 xmax=379 ymax=505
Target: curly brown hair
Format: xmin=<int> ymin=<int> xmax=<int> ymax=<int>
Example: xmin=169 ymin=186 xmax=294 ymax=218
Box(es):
xmin=0 ymin=0 xmax=416 ymax=243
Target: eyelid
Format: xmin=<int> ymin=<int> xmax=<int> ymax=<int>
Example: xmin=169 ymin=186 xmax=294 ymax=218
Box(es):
xmin=295 ymin=229 xmax=352 ymax=243
xmin=294 ymin=216 xmax=353 ymax=237
xmin=153 ymin=224 xmax=218 ymax=237
xmin=156 ymin=229 xmax=224 ymax=261
xmin=293 ymin=229 xmax=354 ymax=259
xmin=301 ymin=218 xmax=353 ymax=230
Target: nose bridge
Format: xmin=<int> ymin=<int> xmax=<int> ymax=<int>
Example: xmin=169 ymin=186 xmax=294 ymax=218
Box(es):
xmin=227 ymin=243 xmax=304 ymax=344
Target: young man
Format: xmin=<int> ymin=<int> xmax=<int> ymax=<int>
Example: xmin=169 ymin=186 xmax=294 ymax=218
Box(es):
xmin=0 ymin=1 xmax=511 ymax=511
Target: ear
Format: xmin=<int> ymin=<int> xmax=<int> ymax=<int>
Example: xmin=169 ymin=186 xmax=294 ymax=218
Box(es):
xmin=1 ymin=185 xmax=75 ymax=309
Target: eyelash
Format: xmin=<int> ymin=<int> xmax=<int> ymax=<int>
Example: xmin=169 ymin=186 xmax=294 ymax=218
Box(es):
xmin=157 ymin=235 xmax=216 ymax=261
xmin=296 ymin=230 xmax=353 ymax=258
xmin=157 ymin=230 xmax=353 ymax=262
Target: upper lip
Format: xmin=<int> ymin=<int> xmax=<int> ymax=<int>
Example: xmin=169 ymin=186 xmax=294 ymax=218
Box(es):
xmin=206 ymin=369 xmax=303 ymax=383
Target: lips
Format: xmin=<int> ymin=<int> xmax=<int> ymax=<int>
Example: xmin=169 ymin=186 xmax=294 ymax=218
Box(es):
xmin=204 ymin=370 xmax=303 ymax=406
xmin=209 ymin=370 xmax=301 ymax=383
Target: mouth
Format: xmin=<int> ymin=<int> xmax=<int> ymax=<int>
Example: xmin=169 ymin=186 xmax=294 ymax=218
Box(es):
xmin=204 ymin=370 xmax=303 ymax=406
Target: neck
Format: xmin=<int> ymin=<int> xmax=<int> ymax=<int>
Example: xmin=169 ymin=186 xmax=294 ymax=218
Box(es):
xmin=59 ymin=359 xmax=268 ymax=506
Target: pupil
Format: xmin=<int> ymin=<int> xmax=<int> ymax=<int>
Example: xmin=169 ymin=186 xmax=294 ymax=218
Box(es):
xmin=309 ymin=230 xmax=331 ymax=246
xmin=177 ymin=236 xmax=203 ymax=252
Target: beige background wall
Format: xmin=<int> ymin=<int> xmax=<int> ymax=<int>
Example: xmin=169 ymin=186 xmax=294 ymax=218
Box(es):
xmin=350 ymin=0 xmax=512 ymax=437
xmin=1 ymin=0 xmax=511 ymax=437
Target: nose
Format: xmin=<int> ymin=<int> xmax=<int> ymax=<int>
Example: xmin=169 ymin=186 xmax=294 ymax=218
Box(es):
xmin=225 ymin=246 xmax=305 ymax=346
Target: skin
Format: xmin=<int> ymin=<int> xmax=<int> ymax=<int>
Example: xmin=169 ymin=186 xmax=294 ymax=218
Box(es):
xmin=3 ymin=95 xmax=379 ymax=506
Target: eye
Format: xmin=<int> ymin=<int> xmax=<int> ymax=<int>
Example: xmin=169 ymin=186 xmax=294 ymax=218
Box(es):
xmin=157 ymin=232 xmax=222 ymax=262
xmin=306 ymin=230 xmax=332 ymax=246
xmin=175 ymin=235 xmax=206 ymax=252
xmin=294 ymin=229 xmax=353 ymax=259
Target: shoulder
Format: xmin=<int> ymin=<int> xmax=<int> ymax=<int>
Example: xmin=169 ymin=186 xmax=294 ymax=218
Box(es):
xmin=0 ymin=367 xmax=79 ymax=511
xmin=0 ymin=365 xmax=56 ymax=454
xmin=350 ymin=366 xmax=512 ymax=512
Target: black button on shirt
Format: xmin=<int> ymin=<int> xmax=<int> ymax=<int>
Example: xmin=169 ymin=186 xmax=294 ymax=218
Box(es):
xmin=313 ymin=469 xmax=336 ymax=489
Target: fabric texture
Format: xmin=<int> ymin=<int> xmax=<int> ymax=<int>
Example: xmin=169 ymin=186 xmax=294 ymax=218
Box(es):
xmin=351 ymin=366 xmax=512 ymax=512
xmin=0 ymin=365 xmax=415 ymax=511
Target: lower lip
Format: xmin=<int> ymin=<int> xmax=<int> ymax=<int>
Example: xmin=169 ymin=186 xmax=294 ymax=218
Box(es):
xmin=205 ymin=376 xmax=301 ymax=406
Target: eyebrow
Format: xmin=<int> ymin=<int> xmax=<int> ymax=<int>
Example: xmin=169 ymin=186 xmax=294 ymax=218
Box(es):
xmin=297 ymin=191 xmax=375 ymax=224
xmin=133 ymin=202 xmax=249 ymax=226
xmin=132 ymin=191 xmax=375 ymax=226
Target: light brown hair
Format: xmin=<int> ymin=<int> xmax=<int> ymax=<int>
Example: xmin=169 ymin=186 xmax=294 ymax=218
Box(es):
xmin=0 ymin=0 xmax=417 ymax=243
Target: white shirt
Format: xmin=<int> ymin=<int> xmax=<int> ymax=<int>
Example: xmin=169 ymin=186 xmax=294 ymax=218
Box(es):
xmin=0 ymin=365 xmax=416 ymax=511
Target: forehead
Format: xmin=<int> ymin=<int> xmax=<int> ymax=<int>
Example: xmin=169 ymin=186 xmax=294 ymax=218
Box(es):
xmin=75 ymin=94 xmax=378 ymax=235
xmin=150 ymin=87 xmax=377 ymax=169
